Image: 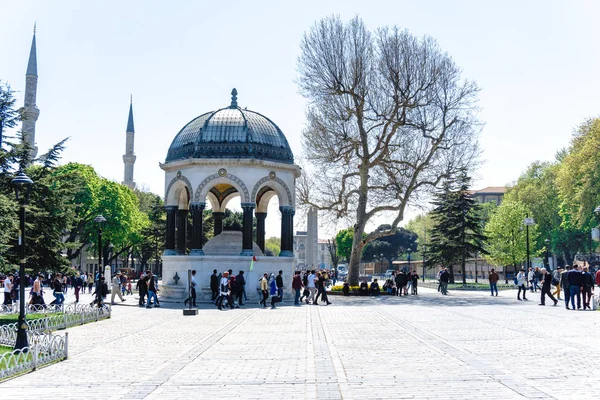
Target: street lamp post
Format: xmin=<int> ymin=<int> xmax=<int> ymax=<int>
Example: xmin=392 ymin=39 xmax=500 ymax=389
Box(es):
xmin=422 ymin=228 xmax=426 ymax=282
xmin=523 ymin=215 xmax=535 ymax=271
xmin=407 ymin=249 xmax=412 ymax=272
xmin=475 ymin=251 xmax=478 ymax=283
xmin=544 ymin=238 xmax=550 ymax=270
xmin=94 ymin=215 xmax=107 ymax=277
xmin=12 ymin=172 xmax=33 ymax=351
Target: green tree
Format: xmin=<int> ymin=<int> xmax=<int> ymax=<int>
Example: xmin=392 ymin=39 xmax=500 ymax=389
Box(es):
xmin=484 ymin=200 xmax=539 ymax=283
xmin=0 ymin=81 xmax=19 ymax=148
xmin=426 ymin=174 xmax=487 ymax=284
xmin=362 ymin=225 xmax=418 ymax=269
xmin=264 ymin=237 xmax=280 ymax=256
xmin=555 ymin=118 xmax=600 ymax=262
xmin=335 ymin=228 xmax=355 ymax=262
xmin=406 ymin=213 xmax=436 ymax=261
xmin=135 ymin=193 xmax=165 ymax=271
xmin=506 ymin=161 xmax=584 ymax=266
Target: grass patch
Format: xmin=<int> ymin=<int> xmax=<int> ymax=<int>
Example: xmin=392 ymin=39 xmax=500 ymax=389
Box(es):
xmin=0 ymin=346 xmax=13 ymax=355
xmin=0 ymin=313 xmax=63 ymax=326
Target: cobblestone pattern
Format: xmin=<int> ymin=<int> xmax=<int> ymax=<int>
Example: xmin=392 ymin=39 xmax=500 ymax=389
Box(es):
xmin=1 ymin=288 xmax=599 ymax=399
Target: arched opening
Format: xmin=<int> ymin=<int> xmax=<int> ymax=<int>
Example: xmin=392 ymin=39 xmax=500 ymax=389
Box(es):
xmin=252 ymin=179 xmax=294 ymax=258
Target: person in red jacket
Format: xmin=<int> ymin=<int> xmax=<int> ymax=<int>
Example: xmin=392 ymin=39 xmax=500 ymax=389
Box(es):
xmin=595 ymin=268 xmax=600 ymax=287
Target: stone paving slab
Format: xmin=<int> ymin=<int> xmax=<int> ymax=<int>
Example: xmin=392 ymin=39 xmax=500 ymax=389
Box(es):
xmin=1 ymin=287 xmax=599 ymax=399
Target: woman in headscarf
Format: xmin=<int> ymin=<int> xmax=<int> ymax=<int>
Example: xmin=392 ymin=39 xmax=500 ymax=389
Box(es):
xmin=269 ymin=273 xmax=280 ymax=309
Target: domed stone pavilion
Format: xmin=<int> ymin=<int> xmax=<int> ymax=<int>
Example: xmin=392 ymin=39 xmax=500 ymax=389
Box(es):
xmin=159 ymin=89 xmax=300 ymax=301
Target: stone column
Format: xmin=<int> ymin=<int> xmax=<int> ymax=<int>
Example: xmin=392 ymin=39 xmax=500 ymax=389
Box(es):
xmin=213 ymin=212 xmax=225 ymax=236
xmin=240 ymin=203 xmax=256 ymax=256
xmin=255 ymin=212 xmax=267 ymax=253
xmin=189 ymin=202 xmax=205 ymax=255
xmin=279 ymin=206 xmax=295 ymax=257
xmin=176 ymin=209 xmax=189 ymax=255
xmin=164 ymin=206 xmax=178 ymax=255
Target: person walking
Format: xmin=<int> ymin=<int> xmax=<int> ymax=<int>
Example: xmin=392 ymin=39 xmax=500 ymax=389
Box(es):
xmin=111 ymin=272 xmax=126 ymax=305
xmin=259 ymin=273 xmax=269 ymax=308
xmin=276 ymin=270 xmax=284 ymax=302
xmin=527 ymin=267 xmax=535 ymax=292
xmin=74 ymin=273 xmax=83 ymax=303
xmin=269 ymin=274 xmax=281 ymax=309
xmin=315 ymin=272 xmax=332 ymax=305
xmin=88 ymin=273 xmax=94 ymax=293
xmin=146 ymin=271 xmax=160 ymax=308
xmin=439 ymin=268 xmax=450 ymax=295
xmin=307 ymin=270 xmax=317 ymax=304
xmin=210 ymin=269 xmax=219 ymax=303
xmin=184 ymin=270 xmax=198 ymax=307
xmin=136 ymin=272 xmax=148 ymax=307
xmin=533 ymin=266 xmax=542 ymax=292
xmin=395 ymin=270 xmax=407 ymax=297
xmin=488 ymin=268 xmax=499 ymax=296
xmin=539 ymin=268 xmax=558 ymax=306
xmin=92 ymin=276 xmax=108 ymax=307
xmin=234 ymin=271 xmax=245 ymax=306
xmin=51 ymin=273 xmax=65 ymax=307
xmin=516 ymin=268 xmax=528 ymax=301
xmin=292 ymin=270 xmax=303 ymax=306
xmin=581 ymin=266 xmax=594 ymax=310
xmin=411 ymin=270 xmax=419 ymax=295
xmin=216 ymin=271 xmax=233 ymax=310
xmin=81 ymin=272 xmax=87 ymax=294
xmin=552 ymin=266 xmax=562 ymax=300
xmin=567 ymin=265 xmax=582 ymax=310
xmin=3 ymin=273 xmax=12 ymax=306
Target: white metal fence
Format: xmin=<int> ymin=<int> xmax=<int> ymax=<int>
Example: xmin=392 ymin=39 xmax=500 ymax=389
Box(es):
xmin=0 ymin=304 xmax=110 ymax=346
xmin=0 ymin=332 xmax=68 ymax=380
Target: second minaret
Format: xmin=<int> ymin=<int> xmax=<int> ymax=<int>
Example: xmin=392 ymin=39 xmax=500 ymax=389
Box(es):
xmin=122 ymin=96 xmax=136 ymax=190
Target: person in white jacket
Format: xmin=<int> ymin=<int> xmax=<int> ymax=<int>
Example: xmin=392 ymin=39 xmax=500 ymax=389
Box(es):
xmin=517 ymin=268 xmax=528 ymax=301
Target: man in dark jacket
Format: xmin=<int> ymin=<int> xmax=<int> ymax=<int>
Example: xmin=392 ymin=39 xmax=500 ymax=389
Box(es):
xmin=439 ymin=268 xmax=450 ymax=295
xmin=234 ymin=271 xmax=246 ymax=306
xmin=395 ymin=271 xmax=407 ymax=297
xmin=539 ymin=268 xmax=558 ymax=306
xmin=581 ymin=266 xmax=594 ymax=310
xmin=136 ymin=273 xmax=148 ymax=307
xmin=276 ymin=270 xmax=284 ymax=301
xmin=210 ymin=269 xmax=219 ymax=303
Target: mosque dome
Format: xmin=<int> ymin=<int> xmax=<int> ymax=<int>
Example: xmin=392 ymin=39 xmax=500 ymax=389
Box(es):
xmin=166 ymin=89 xmax=294 ymax=164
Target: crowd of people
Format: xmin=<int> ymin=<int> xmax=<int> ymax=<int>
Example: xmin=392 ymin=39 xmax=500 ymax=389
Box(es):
xmin=199 ymin=269 xmax=334 ymax=310
xmin=513 ymin=264 xmax=598 ymax=309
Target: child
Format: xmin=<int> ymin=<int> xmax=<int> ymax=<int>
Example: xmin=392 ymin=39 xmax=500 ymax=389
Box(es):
xmin=126 ymin=281 xmax=133 ymax=295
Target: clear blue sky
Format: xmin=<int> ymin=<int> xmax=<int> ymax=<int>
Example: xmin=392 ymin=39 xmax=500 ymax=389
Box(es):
xmin=1 ymin=0 xmax=599 ymax=238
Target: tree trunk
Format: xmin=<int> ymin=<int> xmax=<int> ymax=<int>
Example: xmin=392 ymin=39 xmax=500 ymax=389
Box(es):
xmin=348 ymin=237 xmax=365 ymax=286
xmin=461 ymin=257 xmax=466 ymax=285
xmin=448 ymin=265 xmax=455 ymax=284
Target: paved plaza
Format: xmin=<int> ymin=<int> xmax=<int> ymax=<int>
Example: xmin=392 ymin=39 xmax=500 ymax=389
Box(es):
xmin=1 ymin=287 xmax=599 ymax=399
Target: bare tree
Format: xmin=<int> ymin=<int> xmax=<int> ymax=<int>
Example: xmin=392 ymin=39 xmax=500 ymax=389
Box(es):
xmin=297 ymin=16 xmax=481 ymax=285
xmin=326 ymin=238 xmax=340 ymax=270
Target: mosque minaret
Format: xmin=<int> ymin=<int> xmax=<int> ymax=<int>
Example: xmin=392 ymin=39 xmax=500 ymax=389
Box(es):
xmin=21 ymin=24 xmax=39 ymax=159
xmin=122 ymin=96 xmax=136 ymax=190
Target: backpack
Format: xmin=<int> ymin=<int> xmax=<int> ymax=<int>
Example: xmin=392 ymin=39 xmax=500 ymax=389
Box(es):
xmin=513 ymin=277 xmax=518 ymax=285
